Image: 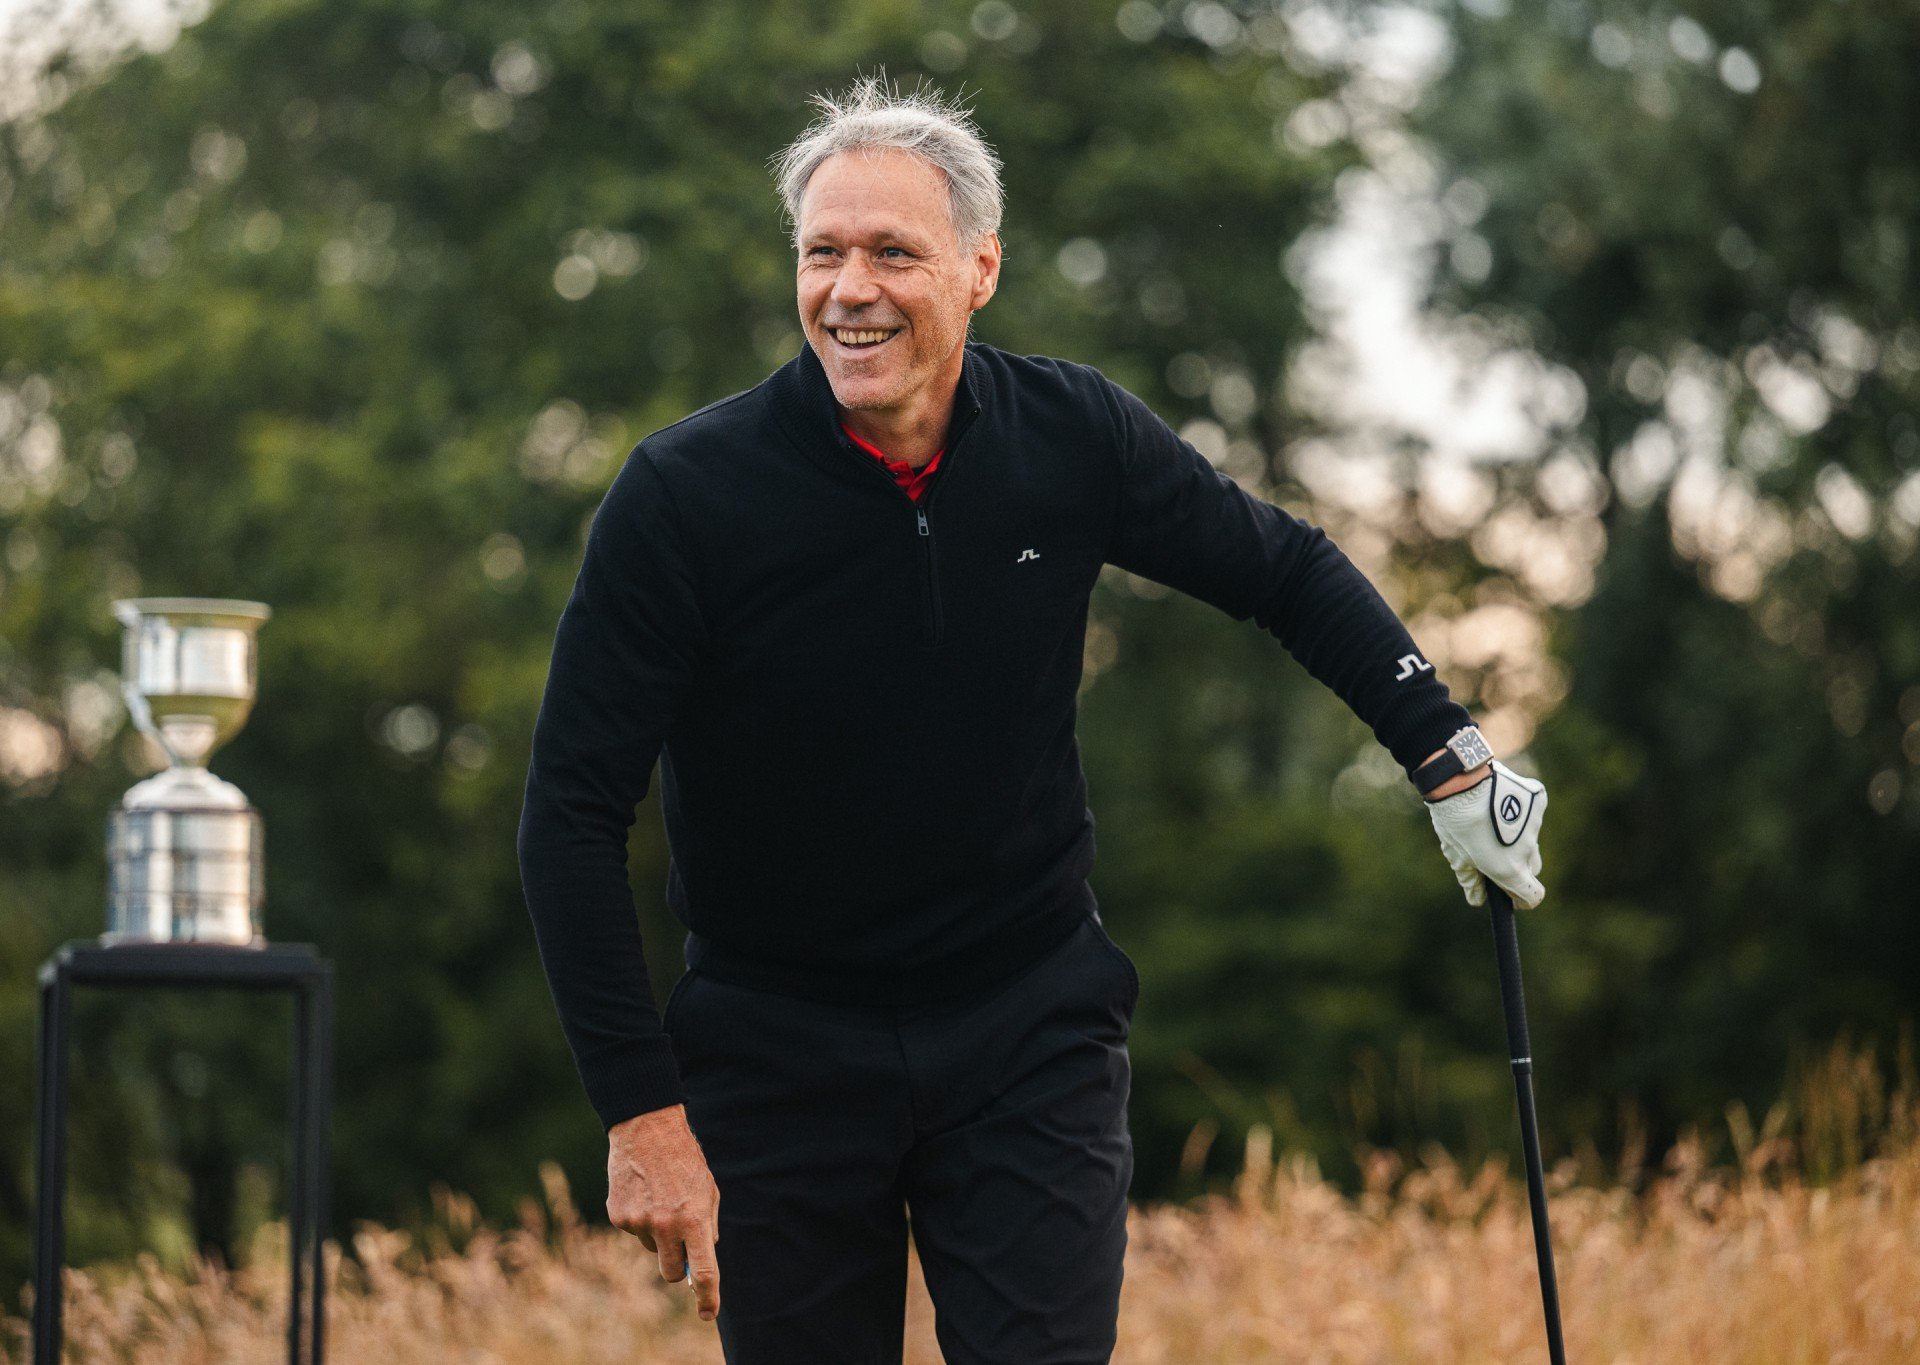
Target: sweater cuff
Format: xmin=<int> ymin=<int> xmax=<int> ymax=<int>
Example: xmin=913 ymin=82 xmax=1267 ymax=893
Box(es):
xmin=583 ymin=1034 xmax=687 ymax=1131
xmin=1386 ymin=700 xmax=1478 ymax=780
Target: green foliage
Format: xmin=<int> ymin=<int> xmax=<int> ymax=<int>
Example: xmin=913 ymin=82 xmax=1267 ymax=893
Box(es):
xmin=0 ymin=0 xmax=1358 ymax=1282
xmin=1 ymin=0 xmax=1914 ymax=1299
xmin=1413 ymin=0 xmax=1920 ymax=1149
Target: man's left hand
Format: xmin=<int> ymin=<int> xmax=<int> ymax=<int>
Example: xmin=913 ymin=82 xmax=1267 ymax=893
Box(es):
xmin=1425 ymin=760 xmax=1548 ymax=909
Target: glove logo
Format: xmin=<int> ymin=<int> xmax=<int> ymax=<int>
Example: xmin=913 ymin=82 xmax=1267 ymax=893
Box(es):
xmin=1490 ymin=766 xmax=1541 ymax=848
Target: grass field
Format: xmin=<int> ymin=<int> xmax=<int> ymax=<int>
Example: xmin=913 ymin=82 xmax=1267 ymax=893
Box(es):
xmin=8 ymin=1046 xmax=1917 ymax=1362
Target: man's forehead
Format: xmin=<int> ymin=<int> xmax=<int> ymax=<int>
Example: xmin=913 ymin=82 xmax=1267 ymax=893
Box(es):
xmin=797 ymin=209 xmax=942 ymax=245
xmin=797 ymin=150 xmax=952 ymax=237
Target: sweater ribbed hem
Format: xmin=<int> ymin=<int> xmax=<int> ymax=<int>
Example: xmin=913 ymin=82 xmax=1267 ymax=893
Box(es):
xmin=684 ymin=882 xmax=1096 ymax=1013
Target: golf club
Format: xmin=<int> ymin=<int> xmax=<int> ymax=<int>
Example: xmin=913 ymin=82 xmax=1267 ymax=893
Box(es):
xmin=1487 ymin=881 xmax=1568 ymax=1364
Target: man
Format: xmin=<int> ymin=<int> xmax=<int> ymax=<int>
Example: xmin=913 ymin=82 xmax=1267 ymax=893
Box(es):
xmin=518 ymin=78 xmax=1548 ymax=1364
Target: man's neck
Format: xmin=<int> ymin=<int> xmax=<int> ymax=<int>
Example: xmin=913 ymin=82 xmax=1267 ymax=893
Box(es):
xmin=838 ymin=407 xmax=947 ymax=469
xmin=836 ymin=360 xmax=964 ymax=469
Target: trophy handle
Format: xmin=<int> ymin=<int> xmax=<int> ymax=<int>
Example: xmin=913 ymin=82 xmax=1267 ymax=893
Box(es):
xmin=121 ymin=681 xmax=185 ymax=769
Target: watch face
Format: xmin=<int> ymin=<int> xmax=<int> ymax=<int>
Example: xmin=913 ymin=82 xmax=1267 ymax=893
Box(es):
xmin=1450 ymin=728 xmax=1493 ymax=769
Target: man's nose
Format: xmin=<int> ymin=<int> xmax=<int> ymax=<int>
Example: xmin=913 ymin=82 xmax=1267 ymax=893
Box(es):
xmin=830 ymin=252 xmax=882 ymax=306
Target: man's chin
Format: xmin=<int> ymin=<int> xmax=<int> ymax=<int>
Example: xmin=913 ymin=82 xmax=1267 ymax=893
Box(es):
xmin=818 ymin=366 xmax=898 ymax=413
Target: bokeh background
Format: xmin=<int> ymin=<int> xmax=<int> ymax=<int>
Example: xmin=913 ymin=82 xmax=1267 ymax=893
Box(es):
xmin=2 ymin=0 xmax=1916 ymax=1303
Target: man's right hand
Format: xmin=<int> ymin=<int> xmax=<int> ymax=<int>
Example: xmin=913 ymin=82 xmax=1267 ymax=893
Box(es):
xmin=607 ymin=1103 xmax=722 ymax=1322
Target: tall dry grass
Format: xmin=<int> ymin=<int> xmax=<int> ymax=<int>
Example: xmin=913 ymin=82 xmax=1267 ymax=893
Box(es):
xmin=7 ymin=1043 xmax=1919 ymax=1363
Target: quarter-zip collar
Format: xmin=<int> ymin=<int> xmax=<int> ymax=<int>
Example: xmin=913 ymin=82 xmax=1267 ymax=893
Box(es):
xmin=768 ymin=340 xmax=988 ymax=486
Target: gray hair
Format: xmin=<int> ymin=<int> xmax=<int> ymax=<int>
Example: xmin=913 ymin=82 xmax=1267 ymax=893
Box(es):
xmin=771 ymin=75 xmax=1004 ymax=250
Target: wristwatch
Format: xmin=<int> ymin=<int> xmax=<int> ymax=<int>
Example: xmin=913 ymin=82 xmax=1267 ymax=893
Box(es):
xmin=1413 ymin=725 xmax=1494 ymax=796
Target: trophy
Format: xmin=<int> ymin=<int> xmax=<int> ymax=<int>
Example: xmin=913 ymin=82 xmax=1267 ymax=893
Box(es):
xmin=105 ymin=598 xmax=271 ymax=945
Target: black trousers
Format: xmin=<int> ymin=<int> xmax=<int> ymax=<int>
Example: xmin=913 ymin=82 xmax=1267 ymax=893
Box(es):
xmin=662 ymin=913 xmax=1139 ymax=1364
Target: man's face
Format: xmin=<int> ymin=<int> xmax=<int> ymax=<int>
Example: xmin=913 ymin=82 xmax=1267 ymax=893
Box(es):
xmin=795 ymin=148 xmax=1000 ymax=421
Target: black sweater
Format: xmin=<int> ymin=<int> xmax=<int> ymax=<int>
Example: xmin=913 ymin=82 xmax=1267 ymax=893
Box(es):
xmin=517 ymin=342 xmax=1472 ymax=1129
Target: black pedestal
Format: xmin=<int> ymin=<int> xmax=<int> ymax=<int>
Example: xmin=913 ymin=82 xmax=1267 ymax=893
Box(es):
xmin=31 ymin=941 xmax=333 ymax=1364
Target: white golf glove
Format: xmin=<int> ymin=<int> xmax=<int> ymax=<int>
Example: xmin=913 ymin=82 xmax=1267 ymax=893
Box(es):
xmin=1426 ymin=760 xmax=1548 ymax=909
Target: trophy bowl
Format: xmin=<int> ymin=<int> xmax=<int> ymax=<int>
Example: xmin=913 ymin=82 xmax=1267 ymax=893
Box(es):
xmin=106 ymin=598 xmax=271 ymax=945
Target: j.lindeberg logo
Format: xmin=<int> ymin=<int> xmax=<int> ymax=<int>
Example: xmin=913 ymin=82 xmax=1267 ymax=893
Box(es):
xmin=1016 ymin=549 xmax=1040 ymax=562
xmin=1392 ymin=653 xmax=1433 ymax=681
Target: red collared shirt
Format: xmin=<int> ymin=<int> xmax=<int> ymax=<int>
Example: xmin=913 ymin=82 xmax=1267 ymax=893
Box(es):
xmin=842 ymin=424 xmax=943 ymax=503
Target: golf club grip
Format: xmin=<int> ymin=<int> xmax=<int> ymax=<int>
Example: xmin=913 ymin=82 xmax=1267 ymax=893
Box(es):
xmin=1487 ymin=884 xmax=1533 ymax=1069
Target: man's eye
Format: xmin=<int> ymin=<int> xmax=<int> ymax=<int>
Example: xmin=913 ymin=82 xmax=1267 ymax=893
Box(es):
xmin=880 ymin=247 xmax=909 ymax=259
xmin=806 ymin=246 xmax=837 ymax=258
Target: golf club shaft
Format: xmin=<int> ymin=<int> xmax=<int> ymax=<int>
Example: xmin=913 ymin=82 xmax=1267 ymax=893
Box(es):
xmin=1488 ymin=883 xmax=1568 ymax=1365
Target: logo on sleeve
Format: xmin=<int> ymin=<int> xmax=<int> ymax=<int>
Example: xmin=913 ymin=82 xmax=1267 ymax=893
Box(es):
xmin=1393 ymin=654 xmax=1433 ymax=681
xmin=1016 ymin=548 xmax=1041 ymax=563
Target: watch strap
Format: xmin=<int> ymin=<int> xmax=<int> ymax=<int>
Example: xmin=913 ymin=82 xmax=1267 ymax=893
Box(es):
xmin=1414 ymin=725 xmax=1494 ymax=795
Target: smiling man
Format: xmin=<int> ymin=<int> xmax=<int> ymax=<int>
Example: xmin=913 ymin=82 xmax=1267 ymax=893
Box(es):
xmin=798 ymin=143 xmax=997 ymax=466
xmin=518 ymin=78 xmax=1548 ymax=1364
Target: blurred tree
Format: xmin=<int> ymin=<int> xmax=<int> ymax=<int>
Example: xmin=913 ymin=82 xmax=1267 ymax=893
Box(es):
xmin=1 ymin=0 xmax=1424 ymax=1281
xmin=11 ymin=0 xmax=1911 ymax=1296
xmin=1406 ymin=0 xmax=1920 ymax=1154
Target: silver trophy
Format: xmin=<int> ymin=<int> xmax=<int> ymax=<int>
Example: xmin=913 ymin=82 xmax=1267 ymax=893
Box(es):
xmin=106 ymin=598 xmax=271 ymax=945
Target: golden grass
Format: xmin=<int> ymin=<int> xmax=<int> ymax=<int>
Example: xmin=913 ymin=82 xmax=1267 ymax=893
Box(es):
xmin=9 ymin=1051 xmax=1920 ymax=1363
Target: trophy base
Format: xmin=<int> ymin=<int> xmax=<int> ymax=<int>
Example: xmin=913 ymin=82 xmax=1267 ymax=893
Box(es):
xmin=99 ymin=929 xmax=266 ymax=949
xmin=107 ymin=799 xmax=264 ymax=946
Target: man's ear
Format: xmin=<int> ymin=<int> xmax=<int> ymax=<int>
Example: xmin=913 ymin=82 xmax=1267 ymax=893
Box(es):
xmin=969 ymin=232 xmax=1002 ymax=311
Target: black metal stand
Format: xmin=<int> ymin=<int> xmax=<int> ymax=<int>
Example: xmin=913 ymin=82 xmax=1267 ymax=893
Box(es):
xmin=31 ymin=941 xmax=333 ymax=1365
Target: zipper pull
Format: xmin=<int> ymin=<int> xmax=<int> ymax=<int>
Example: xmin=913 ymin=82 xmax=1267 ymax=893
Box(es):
xmin=916 ymin=507 xmax=930 ymax=536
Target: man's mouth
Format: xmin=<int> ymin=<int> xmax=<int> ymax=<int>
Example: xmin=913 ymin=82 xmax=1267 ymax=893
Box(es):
xmin=829 ymin=327 xmax=900 ymax=351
